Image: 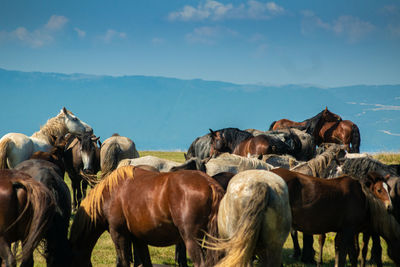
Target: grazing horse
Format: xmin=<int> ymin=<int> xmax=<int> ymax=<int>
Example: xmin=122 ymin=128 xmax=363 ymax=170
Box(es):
xmin=269 ymin=107 xmax=342 ymax=133
xmin=0 ymin=169 xmax=55 ymax=266
xmin=100 ymin=133 xmax=139 ymax=177
xmin=209 ymin=128 xmax=253 ymax=157
xmin=208 ymin=170 xmax=291 ymax=267
xmin=270 ymin=168 xmax=399 ymax=267
xmin=69 ymin=166 xmax=224 ymax=267
xmin=64 ymin=134 xmax=101 ymax=211
xmin=14 ymin=159 xmax=71 ymax=267
xmin=117 ymin=155 xmax=182 ymax=172
xmin=0 ymin=107 xmax=92 ymax=169
xmin=319 ymin=120 xmax=361 ymax=153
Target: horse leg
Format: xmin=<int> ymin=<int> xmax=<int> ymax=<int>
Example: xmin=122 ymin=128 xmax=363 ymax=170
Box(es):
xmin=290 ymin=230 xmax=301 ymax=259
xmin=370 ymin=234 xmax=382 ymax=267
xmin=348 ymin=233 xmax=359 ymax=267
xmin=19 ymin=253 xmax=33 ymax=267
xmin=301 ymin=234 xmax=315 ymax=264
xmin=109 ymin=228 xmax=132 ymax=267
xmin=361 ymin=232 xmax=369 ymax=267
xmin=175 ymin=242 xmax=189 ymax=267
xmin=317 ymin=234 xmax=326 ymax=267
xmin=0 ymin=238 xmax=15 ymax=267
xmin=132 ymin=239 xmax=152 ymax=267
xmin=70 ymin=179 xmax=80 ymax=211
xmin=81 ymin=179 xmax=88 ymax=198
xmin=334 ymin=232 xmax=345 ymax=267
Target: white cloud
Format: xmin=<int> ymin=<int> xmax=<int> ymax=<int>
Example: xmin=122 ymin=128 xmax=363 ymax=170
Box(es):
xmin=185 ymin=26 xmax=237 ymax=44
xmin=45 ymin=15 xmax=68 ymax=31
xmin=101 ymin=29 xmax=127 ymax=43
xmin=301 ymin=11 xmax=375 ymax=43
xmin=0 ymin=15 xmax=68 ymax=48
xmin=347 ymin=102 xmax=400 ymax=111
xmin=74 ymin=27 xmax=86 ymax=38
xmin=168 ymin=0 xmax=284 ymax=21
xmin=379 ymin=130 xmax=400 ymax=136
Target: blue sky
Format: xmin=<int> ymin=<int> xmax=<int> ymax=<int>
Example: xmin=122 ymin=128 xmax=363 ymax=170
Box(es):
xmin=1 ymin=0 xmax=399 ymax=87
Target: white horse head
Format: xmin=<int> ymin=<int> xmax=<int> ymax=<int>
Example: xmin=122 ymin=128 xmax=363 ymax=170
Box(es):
xmin=61 ymin=107 xmax=93 ymax=135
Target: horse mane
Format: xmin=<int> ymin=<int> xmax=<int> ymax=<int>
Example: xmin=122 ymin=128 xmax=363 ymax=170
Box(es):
xmin=307 ymin=146 xmax=343 ymax=177
xmin=218 ymin=128 xmax=252 ymax=151
xmin=186 ymin=136 xmax=201 ymax=159
xmin=303 ymin=110 xmax=325 ymax=135
xmin=341 ymin=157 xmax=397 ymax=179
xmin=31 ymin=111 xmax=70 ymax=144
xmin=79 ymin=166 xmax=135 ymax=224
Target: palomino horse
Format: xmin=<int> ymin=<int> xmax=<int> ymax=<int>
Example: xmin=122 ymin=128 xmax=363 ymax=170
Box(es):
xmin=0 ymin=107 xmax=92 ymax=169
xmin=209 ymin=170 xmax=291 ymax=267
xmin=14 ymin=159 xmax=71 ymax=267
xmin=64 ymin=134 xmax=101 ymax=210
xmin=69 ymin=166 xmax=224 ymax=267
xmin=319 ymin=120 xmax=361 ymax=153
xmin=0 ymin=169 xmax=56 ymax=266
xmin=269 ymin=107 xmax=342 ymax=132
xmin=117 ymin=155 xmax=182 ymax=172
xmin=271 ymin=168 xmax=399 ymax=267
xmin=100 ymin=133 xmax=139 ymax=177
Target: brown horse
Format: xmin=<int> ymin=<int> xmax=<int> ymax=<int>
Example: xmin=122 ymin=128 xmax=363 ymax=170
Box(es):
xmin=0 ymin=169 xmax=56 ymax=266
xmin=69 ymin=166 xmax=224 ymax=267
xmin=270 ymin=168 xmax=399 ymax=267
xmin=319 ymin=120 xmax=361 ymax=153
xmin=269 ymin=107 xmax=342 ymax=132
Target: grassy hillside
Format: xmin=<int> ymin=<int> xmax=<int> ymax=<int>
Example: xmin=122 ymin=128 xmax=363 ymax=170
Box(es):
xmin=30 ymin=151 xmax=399 ymax=266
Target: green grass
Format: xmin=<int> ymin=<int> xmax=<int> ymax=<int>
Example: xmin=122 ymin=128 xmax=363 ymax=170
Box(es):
xmin=31 ymin=151 xmax=399 ymax=266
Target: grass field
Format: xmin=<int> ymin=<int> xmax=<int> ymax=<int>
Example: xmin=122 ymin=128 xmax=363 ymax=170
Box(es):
xmin=30 ymin=151 xmax=399 ymax=266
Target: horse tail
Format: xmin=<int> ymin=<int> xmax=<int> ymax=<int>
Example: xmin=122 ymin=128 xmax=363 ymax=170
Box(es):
xmin=205 ymin=181 xmax=225 ymax=266
xmin=0 ymin=138 xmax=11 ymax=169
xmin=101 ymin=142 xmax=121 ymax=178
xmin=214 ymin=182 xmax=270 ymax=267
xmin=351 ymin=124 xmax=361 ymax=153
xmin=11 ymin=175 xmax=56 ymax=263
xmin=268 ymin=121 xmax=277 ymax=131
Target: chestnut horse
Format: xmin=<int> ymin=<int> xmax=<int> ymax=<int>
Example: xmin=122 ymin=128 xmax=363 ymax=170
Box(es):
xmin=0 ymin=169 xmax=55 ymax=266
xmin=69 ymin=166 xmax=224 ymax=267
xmin=270 ymin=168 xmax=399 ymax=267
xmin=319 ymin=120 xmax=361 ymax=153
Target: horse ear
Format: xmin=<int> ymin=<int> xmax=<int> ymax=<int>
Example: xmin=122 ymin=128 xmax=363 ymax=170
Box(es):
xmin=62 ymin=107 xmax=68 ymax=115
xmin=209 ymin=129 xmax=216 ymax=137
xmin=184 ymin=153 xmax=188 ymax=160
xmin=76 ymin=135 xmax=82 ymax=142
xmin=98 ymin=140 xmax=102 ymax=147
xmin=325 ymin=106 xmax=328 ymax=111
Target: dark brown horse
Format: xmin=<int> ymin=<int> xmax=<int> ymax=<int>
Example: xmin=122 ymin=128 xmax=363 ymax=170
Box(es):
xmin=69 ymin=166 xmax=224 ymax=267
xmin=319 ymin=120 xmax=361 ymax=153
xmin=14 ymin=159 xmax=72 ymax=267
xmin=270 ymin=168 xmax=400 ymax=267
xmin=269 ymin=107 xmax=342 ymax=132
xmin=0 ymin=169 xmax=56 ymax=266
xmin=64 ymin=133 xmax=101 ymax=211
xmin=30 ymin=135 xmax=67 ymax=176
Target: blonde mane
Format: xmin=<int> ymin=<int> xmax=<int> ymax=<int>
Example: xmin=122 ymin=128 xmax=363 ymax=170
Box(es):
xmin=31 ymin=112 xmax=69 ymax=144
xmin=80 ymin=166 xmax=135 ymax=223
xmin=307 ymin=151 xmax=337 ymax=177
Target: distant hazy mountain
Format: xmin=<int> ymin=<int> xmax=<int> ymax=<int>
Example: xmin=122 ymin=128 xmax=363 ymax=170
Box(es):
xmin=0 ymin=68 xmax=399 ymax=152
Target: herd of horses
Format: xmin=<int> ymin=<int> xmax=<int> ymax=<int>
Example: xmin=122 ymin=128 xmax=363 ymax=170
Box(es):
xmin=0 ymin=107 xmax=399 ymax=267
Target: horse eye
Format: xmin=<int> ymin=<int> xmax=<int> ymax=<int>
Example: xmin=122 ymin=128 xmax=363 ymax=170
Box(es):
xmin=377 ymin=189 xmax=382 ymax=193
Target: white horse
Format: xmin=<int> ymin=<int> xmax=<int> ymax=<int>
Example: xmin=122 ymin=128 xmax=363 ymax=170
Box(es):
xmin=205 ymin=153 xmax=273 ymax=177
xmin=100 ymin=134 xmax=139 ymax=177
xmin=211 ymin=170 xmax=292 ymax=267
xmin=117 ymin=155 xmax=180 ymax=172
xmin=0 ymin=107 xmax=92 ymax=169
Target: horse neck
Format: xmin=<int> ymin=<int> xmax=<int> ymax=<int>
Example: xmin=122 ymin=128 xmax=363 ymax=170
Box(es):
xmin=31 ymin=114 xmax=67 ymax=144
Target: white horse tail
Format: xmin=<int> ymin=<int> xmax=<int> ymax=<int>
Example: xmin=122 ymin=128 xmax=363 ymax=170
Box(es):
xmin=0 ymin=138 xmax=11 ymax=169
xmin=101 ymin=142 xmax=121 ymax=178
xmin=215 ymin=182 xmax=270 ymax=267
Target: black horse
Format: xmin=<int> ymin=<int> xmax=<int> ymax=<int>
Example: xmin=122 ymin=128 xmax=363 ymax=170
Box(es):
xmin=15 ymin=159 xmax=72 ymax=267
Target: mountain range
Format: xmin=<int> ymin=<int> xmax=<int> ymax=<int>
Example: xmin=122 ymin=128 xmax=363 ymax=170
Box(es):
xmin=0 ymin=68 xmax=399 ymax=152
